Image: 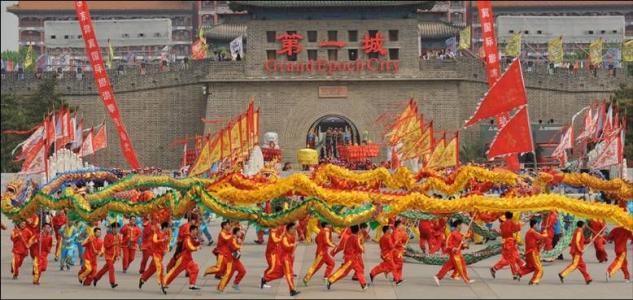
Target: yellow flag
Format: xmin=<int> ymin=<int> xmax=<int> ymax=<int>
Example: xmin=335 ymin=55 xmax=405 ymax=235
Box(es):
xmin=253 ymin=109 xmax=259 ymax=144
xmin=624 ymin=40 xmax=633 ymax=62
xmin=589 ymin=38 xmax=603 ymax=65
xmin=437 ymin=135 xmax=458 ymax=168
xmin=386 ymin=102 xmax=416 ymax=145
xmin=231 ymin=120 xmax=241 ymax=153
xmin=106 ymin=39 xmax=114 ymax=69
xmin=240 ymin=114 xmax=248 ymax=151
xmin=505 ymin=33 xmax=521 ymax=57
xmin=426 ymin=138 xmax=446 ymax=169
xmin=548 ymin=36 xmax=563 ymax=64
xmin=222 ymin=129 xmax=231 ymax=159
xmin=459 ymin=26 xmax=471 ymax=50
xmin=414 ymin=124 xmax=433 ymax=157
xmin=189 ymin=137 xmax=212 ymax=176
xmin=24 ymin=44 xmax=33 ymax=69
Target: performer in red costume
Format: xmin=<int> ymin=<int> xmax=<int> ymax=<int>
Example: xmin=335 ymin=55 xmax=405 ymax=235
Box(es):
xmin=490 ymin=212 xmax=523 ymax=280
xmin=139 ymin=222 xmax=170 ymax=294
xmin=433 ymin=219 xmax=474 ymax=286
xmin=261 ymin=222 xmax=300 ymax=297
xmin=11 ymin=221 xmax=34 ymax=280
xmin=326 ymin=224 xmax=368 ymax=291
xmin=167 ymin=215 xmax=199 ymax=271
xmin=120 ymin=216 xmax=141 ymax=273
xmin=588 ymin=219 xmax=608 ymax=263
xmin=541 ymin=211 xmax=557 ymax=251
xmin=52 ymin=210 xmax=67 ymax=261
xmin=605 ymin=226 xmax=633 ymax=282
xmin=163 ymin=225 xmax=202 ymax=291
xmin=559 ymin=221 xmax=593 ymax=285
xmin=204 ymin=221 xmax=232 ymax=277
xmin=218 ymin=226 xmax=247 ymax=292
xmin=392 ymin=220 xmax=408 ymax=285
xmin=519 ymin=219 xmax=548 ymax=285
xmin=138 ymin=216 xmax=154 ymax=274
xmin=370 ymin=225 xmax=395 ymax=282
xmin=418 ymin=219 xmax=435 ymax=254
xmin=303 ymin=221 xmax=336 ymax=286
xmin=78 ymin=227 xmax=103 ymax=286
xmin=94 ymin=223 xmax=121 ymax=288
xmin=33 ymin=223 xmax=53 ymax=284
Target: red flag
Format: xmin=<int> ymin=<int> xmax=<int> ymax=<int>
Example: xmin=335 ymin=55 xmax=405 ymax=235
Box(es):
xmin=92 ymin=123 xmax=107 ymax=152
xmin=20 ymin=139 xmax=46 ymax=174
xmin=45 ymin=115 xmax=55 ymax=143
xmin=81 ymin=129 xmax=94 ymax=157
xmin=465 ymin=59 xmax=527 ymax=127
xmin=390 ymin=146 xmax=400 ymax=169
xmin=487 ymin=106 xmax=534 ymax=159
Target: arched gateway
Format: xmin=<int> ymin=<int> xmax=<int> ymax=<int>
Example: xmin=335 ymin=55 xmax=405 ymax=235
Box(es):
xmin=306 ymin=115 xmax=361 ymax=159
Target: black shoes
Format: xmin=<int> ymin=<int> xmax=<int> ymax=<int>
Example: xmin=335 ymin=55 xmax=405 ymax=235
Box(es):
xmin=326 ymin=280 xmax=332 ymax=290
xmin=161 ymin=284 xmax=167 ymax=295
xmin=558 ymin=273 xmax=564 ymax=283
xmin=111 ymin=283 xmax=118 ymax=288
xmin=138 ymin=278 xmax=144 ymax=289
xmin=370 ymin=274 xmax=375 ymax=283
xmin=290 ymin=290 xmax=301 ymax=296
xmin=490 ymin=268 xmax=496 ymax=279
xmin=585 ymin=279 xmax=592 ymax=285
xmin=189 ymin=285 xmax=200 ymax=290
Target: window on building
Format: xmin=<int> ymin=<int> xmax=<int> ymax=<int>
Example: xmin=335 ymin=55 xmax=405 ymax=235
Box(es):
xmin=348 ymin=49 xmax=358 ymax=61
xmin=536 ymin=30 xmax=542 ymax=34
xmin=51 ymin=35 xmax=56 ymax=39
xmin=138 ymin=33 xmax=145 ymax=38
xmin=348 ymin=30 xmax=358 ymax=42
xmin=389 ymin=30 xmax=399 ymax=41
xmin=307 ymin=31 xmax=317 ymax=42
xmin=308 ymin=49 xmax=318 ymax=60
xmin=288 ymin=53 xmax=297 ymax=61
xmin=523 ymin=30 xmax=529 ymax=34
xmin=328 ymin=49 xmax=338 ymax=61
xmin=64 ymin=35 xmax=69 ymax=39
xmin=266 ymin=31 xmax=276 ymax=43
xmin=122 ymin=33 xmax=129 ymax=38
xmin=509 ymin=30 xmax=514 ymax=33
xmin=369 ymin=30 xmax=378 ymax=38
xmin=389 ymin=48 xmax=399 ymax=60
xmin=588 ymin=30 xmax=594 ymax=34
xmin=600 ymin=30 xmax=606 ymax=34
xmin=612 ymin=30 xmax=618 ymax=34
xmin=154 ymin=32 xmax=161 ymax=37
xmin=77 ymin=35 xmax=82 ymax=39
xmin=266 ymin=50 xmax=276 ymax=60
xmin=328 ymin=30 xmax=337 ymax=41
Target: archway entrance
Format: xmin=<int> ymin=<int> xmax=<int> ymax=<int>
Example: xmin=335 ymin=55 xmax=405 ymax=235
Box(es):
xmin=306 ymin=115 xmax=360 ymax=159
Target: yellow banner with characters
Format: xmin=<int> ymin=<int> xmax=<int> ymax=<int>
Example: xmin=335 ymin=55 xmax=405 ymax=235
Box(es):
xmin=589 ymin=38 xmax=603 ymax=65
xmin=548 ymin=36 xmax=563 ymax=64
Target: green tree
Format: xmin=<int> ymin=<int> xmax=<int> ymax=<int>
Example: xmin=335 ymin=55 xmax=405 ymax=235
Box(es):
xmin=1 ymin=78 xmax=73 ymax=172
xmin=610 ymin=84 xmax=633 ymax=165
xmin=460 ymin=137 xmax=486 ymax=164
xmin=1 ymin=48 xmax=28 ymax=65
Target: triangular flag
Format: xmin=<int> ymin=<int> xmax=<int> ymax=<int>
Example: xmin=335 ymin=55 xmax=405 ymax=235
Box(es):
xmin=464 ymin=58 xmax=528 ymax=128
xmin=189 ymin=135 xmax=213 ymax=176
xmin=92 ymin=123 xmax=107 ymax=152
xmin=487 ymin=106 xmax=534 ymax=159
xmin=81 ymin=129 xmax=94 ymax=157
xmin=20 ymin=139 xmax=46 ymax=174
xmin=426 ymin=134 xmax=446 ymax=169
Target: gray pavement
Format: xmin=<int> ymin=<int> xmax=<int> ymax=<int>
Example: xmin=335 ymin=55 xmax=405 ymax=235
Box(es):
xmin=1 ymin=216 xmax=632 ymax=299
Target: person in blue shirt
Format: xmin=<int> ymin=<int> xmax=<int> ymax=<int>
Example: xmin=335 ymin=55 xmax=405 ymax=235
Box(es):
xmin=59 ymin=219 xmax=79 ymax=270
xmin=199 ymin=211 xmax=214 ymax=246
xmin=553 ymin=217 xmax=563 ymax=260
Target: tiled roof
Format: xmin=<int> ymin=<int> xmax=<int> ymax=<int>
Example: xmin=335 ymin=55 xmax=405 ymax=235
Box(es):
xmin=203 ymin=23 xmax=247 ymax=41
xmin=418 ymin=22 xmax=464 ymax=39
xmin=7 ymin=1 xmax=192 ymax=12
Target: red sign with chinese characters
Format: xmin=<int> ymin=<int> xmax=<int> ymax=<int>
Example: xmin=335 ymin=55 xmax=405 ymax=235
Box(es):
xmin=276 ymin=33 xmax=304 ymax=56
xmin=319 ymin=41 xmax=347 ymax=48
xmin=74 ymin=0 xmax=141 ymax=169
xmin=362 ymin=32 xmax=387 ymax=56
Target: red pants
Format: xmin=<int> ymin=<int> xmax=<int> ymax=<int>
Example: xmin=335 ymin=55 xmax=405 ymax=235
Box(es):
xmin=95 ymin=259 xmax=116 ymax=284
xmin=122 ymin=247 xmax=137 ymax=271
xmin=263 ymin=256 xmax=295 ymax=292
xmin=328 ymin=256 xmax=366 ymax=286
xmin=262 ymin=252 xmax=279 ymax=279
xmin=607 ymin=252 xmax=630 ymax=280
xmin=560 ymin=254 xmax=592 ymax=281
xmin=370 ymin=255 xmax=394 ymax=278
xmin=34 ymin=251 xmax=49 ymax=284
xmin=139 ymin=249 xmax=151 ymax=273
xmin=78 ymin=258 xmax=97 ymax=286
xmin=205 ymin=253 xmax=228 ymax=276
xmin=11 ymin=253 xmax=26 ymax=277
xmin=164 ymin=256 xmax=199 ymax=286
xmin=493 ymin=240 xmax=521 ymax=276
xmin=392 ymin=251 xmax=404 ymax=281
xmin=218 ymin=256 xmax=246 ymax=291
xmin=593 ymin=236 xmax=608 ymax=262
xmin=436 ymin=254 xmax=470 ymax=283
xmin=419 ymin=232 xmax=434 ymax=253
xmin=519 ymin=251 xmax=543 ymax=284
xmin=141 ymin=254 xmax=165 ymax=286
xmin=303 ymin=251 xmax=335 ymax=282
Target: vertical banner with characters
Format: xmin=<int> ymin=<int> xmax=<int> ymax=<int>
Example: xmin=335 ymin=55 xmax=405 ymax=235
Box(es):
xmin=74 ymin=0 xmax=141 ymax=169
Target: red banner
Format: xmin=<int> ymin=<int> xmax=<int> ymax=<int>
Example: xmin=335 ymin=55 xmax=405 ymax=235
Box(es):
xmin=74 ymin=1 xmax=140 ymax=169
xmin=477 ymin=0 xmax=520 ymax=170
xmin=487 ymin=106 xmax=534 ymax=160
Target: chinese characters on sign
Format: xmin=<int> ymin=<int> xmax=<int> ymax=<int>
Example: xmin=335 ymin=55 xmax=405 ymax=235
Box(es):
xmin=74 ymin=0 xmax=141 ymax=169
xmin=318 ymin=86 xmax=348 ymax=98
xmin=267 ymin=30 xmax=395 ymax=74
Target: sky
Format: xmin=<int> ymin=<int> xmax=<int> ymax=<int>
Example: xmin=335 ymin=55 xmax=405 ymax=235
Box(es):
xmin=1 ymin=1 xmax=18 ymax=52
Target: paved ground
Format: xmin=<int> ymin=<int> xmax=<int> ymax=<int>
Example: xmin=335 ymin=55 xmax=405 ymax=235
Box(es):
xmin=1 ymin=215 xmax=631 ymax=299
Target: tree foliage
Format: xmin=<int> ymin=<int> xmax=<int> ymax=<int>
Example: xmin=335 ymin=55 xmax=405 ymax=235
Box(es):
xmin=1 ymin=48 xmax=28 ymax=64
xmin=1 ymin=79 xmax=72 ymax=172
